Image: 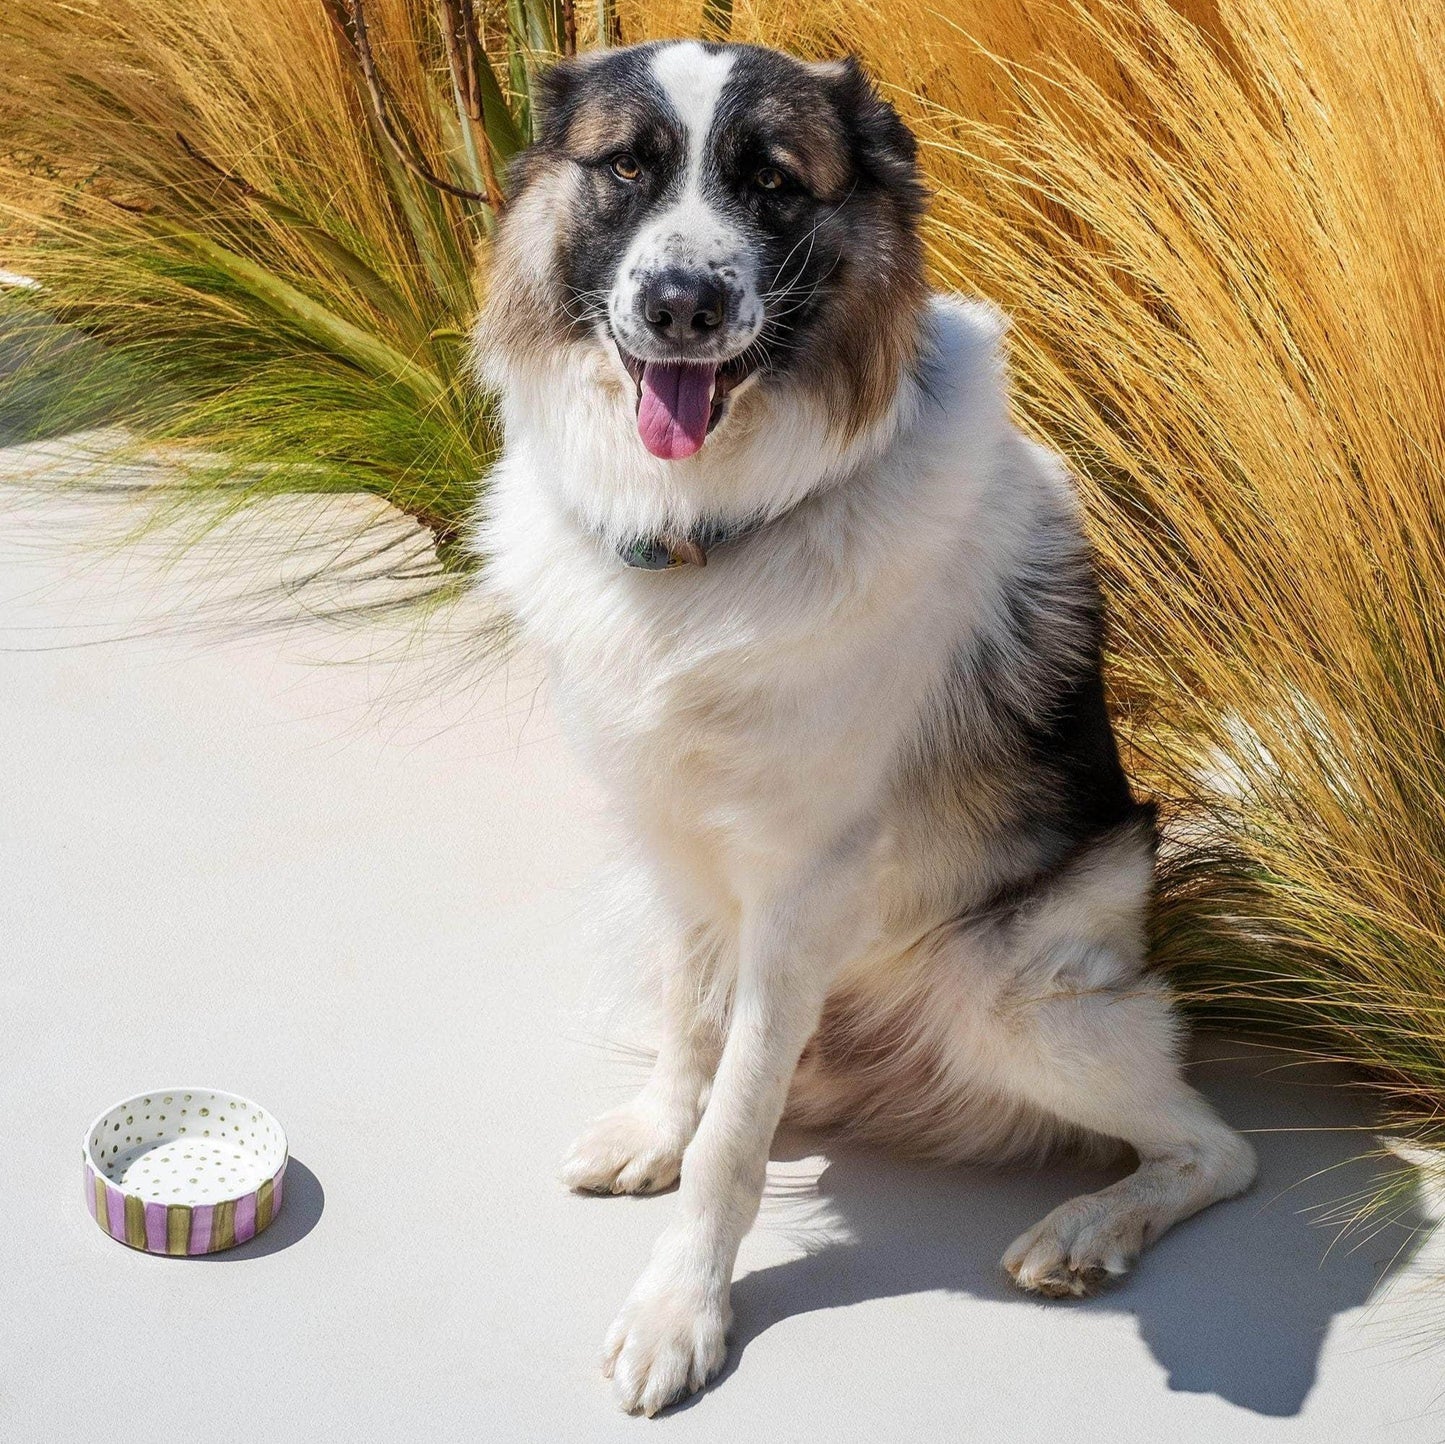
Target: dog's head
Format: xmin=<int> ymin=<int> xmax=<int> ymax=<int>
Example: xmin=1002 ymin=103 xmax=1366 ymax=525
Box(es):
xmin=490 ymin=41 xmax=928 ymax=461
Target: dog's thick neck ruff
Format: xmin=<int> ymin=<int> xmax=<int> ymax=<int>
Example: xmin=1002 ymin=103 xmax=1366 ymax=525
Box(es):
xmin=487 ymin=324 xmax=926 ymax=573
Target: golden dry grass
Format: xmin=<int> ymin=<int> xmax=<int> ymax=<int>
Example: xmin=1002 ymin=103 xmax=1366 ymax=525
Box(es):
xmin=0 ymin=0 xmax=521 ymax=549
xmin=5 ymin=1 xmax=1445 ymax=1152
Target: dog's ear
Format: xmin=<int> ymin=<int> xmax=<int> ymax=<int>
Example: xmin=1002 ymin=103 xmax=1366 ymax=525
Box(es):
xmin=506 ymin=56 xmax=587 ymax=195
xmin=529 ymin=57 xmax=588 ymax=150
xmin=816 ymin=56 xmax=924 ymax=208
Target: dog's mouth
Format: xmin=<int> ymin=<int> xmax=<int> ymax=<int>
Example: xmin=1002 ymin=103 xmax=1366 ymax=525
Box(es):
xmin=617 ymin=347 xmax=759 ymax=462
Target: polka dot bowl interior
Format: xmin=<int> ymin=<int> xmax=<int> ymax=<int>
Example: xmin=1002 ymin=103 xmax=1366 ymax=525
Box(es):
xmin=83 ymin=1089 xmax=288 ymax=1254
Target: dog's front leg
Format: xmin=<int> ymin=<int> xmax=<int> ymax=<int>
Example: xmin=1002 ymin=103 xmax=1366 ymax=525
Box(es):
xmin=602 ymin=840 xmax=873 ymax=1415
xmin=562 ymin=926 xmax=724 ymax=1196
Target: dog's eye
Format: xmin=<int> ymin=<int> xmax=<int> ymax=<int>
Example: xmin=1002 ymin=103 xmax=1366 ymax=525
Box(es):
xmin=753 ymin=166 xmax=786 ymax=192
xmin=610 ymin=153 xmax=642 ymax=182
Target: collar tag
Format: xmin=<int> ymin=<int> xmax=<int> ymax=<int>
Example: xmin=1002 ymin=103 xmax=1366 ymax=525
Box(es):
xmin=616 ymin=538 xmax=679 ymax=570
xmin=613 ymin=513 xmax=773 ymax=571
xmin=616 ymin=534 xmax=709 ymax=570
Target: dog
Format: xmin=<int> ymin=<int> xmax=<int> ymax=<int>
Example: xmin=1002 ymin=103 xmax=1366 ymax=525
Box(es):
xmin=471 ymin=38 xmax=1257 ymax=1415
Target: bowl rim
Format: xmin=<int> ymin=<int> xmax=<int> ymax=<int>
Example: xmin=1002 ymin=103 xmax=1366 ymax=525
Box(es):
xmin=82 ymin=1086 xmax=289 ymax=1205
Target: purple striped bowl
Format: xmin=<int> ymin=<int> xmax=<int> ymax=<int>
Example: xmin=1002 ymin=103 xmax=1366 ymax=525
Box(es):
xmin=83 ymin=1089 xmax=287 ymax=1255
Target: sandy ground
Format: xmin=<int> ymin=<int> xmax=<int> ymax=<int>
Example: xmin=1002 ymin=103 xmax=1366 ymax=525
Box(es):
xmin=2 ymin=440 xmax=1444 ymax=1442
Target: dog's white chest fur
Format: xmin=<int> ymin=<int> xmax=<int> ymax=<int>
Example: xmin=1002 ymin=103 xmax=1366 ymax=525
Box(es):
xmin=479 ymin=296 xmax=1035 ymax=899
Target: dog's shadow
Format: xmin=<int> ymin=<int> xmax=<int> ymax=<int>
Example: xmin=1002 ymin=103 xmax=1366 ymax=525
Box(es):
xmin=713 ymin=1042 xmax=1424 ymax=1419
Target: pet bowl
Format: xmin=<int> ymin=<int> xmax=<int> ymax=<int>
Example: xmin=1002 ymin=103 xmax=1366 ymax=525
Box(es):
xmin=83 ymin=1089 xmax=287 ymax=1255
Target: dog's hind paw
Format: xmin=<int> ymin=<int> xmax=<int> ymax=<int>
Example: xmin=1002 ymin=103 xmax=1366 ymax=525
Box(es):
xmin=1002 ymin=1196 xmax=1146 ymax=1299
xmin=561 ymin=1102 xmax=690 ymax=1196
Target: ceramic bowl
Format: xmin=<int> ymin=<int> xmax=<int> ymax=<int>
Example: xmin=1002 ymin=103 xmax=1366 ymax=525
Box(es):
xmin=83 ymin=1089 xmax=288 ymax=1254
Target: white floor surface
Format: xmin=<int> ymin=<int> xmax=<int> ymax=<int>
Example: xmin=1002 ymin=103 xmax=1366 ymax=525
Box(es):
xmin=2 ymin=446 xmax=1442 ymax=1442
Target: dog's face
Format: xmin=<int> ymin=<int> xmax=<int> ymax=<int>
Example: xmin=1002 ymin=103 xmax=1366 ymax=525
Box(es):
xmin=501 ymin=42 xmax=927 ymax=460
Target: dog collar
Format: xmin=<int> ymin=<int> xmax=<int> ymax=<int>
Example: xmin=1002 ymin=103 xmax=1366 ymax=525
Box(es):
xmin=615 ymin=513 xmax=773 ymax=570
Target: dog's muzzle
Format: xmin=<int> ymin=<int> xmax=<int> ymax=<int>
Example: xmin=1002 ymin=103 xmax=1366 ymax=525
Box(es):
xmin=611 ymin=266 xmax=762 ymax=462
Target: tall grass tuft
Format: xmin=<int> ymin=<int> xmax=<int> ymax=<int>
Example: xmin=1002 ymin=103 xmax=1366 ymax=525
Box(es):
xmin=7 ymin=1 xmax=1445 ymax=1176
xmin=921 ymin=0 xmax=1445 ymax=1152
xmin=0 ymin=0 xmax=597 ymax=575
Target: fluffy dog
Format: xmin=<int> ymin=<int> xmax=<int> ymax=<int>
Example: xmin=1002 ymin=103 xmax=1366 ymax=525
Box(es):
xmin=472 ymin=38 xmax=1256 ymax=1415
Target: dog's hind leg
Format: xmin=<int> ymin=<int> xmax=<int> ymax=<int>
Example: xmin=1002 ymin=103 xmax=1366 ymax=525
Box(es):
xmin=992 ymin=969 xmax=1256 ymax=1296
xmin=561 ymin=926 xmax=725 ymax=1196
xmin=959 ymin=828 xmax=1257 ymax=1295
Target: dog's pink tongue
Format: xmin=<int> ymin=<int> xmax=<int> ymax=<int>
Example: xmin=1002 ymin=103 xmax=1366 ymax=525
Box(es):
xmin=637 ymin=361 xmax=716 ymax=460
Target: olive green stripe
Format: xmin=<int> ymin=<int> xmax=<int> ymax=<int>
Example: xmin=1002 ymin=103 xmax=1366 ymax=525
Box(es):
xmin=212 ymin=1199 xmax=236 ymax=1252
xmin=93 ymin=1175 xmax=108 ymax=1234
xmin=256 ymin=1179 xmax=274 ymax=1235
xmin=124 ymin=1194 xmax=146 ymax=1249
xmin=167 ymin=1205 xmax=191 ymax=1255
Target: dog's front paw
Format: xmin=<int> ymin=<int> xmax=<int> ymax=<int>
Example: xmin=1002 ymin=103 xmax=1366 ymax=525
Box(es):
xmin=601 ymin=1247 xmax=731 ymax=1415
xmin=561 ymin=1101 xmax=690 ymax=1196
xmin=1003 ymin=1194 xmax=1146 ymax=1298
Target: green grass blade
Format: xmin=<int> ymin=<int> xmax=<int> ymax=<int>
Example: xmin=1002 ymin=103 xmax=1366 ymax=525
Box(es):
xmin=160 ymin=224 xmax=447 ymax=405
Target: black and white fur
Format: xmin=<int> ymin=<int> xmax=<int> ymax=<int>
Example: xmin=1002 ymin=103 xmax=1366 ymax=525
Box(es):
xmin=472 ymin=40 xmax=1256 ymax=1416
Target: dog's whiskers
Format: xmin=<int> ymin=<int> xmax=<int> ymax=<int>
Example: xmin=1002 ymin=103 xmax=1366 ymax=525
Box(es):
xmin=561 ymin=283 xmax=612 ymax=325
xmin=761 ymin=181 xmax=858 ymax=306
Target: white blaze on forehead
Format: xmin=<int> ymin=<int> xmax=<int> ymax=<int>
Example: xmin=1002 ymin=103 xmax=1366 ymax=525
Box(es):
xmin=651 ymin=42 xmax=736 ymax=190
xmin=607 ymin=41 xmax=763 ymax=361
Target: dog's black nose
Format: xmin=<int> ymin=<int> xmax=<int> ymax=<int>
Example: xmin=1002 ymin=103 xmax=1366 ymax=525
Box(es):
xmin=639 ymin=269 xmax=725 ymax=339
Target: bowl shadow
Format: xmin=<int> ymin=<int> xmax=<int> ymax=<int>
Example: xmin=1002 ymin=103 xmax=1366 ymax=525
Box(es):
xmin=189 ymin=1157 xmax=324 ymax=1260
